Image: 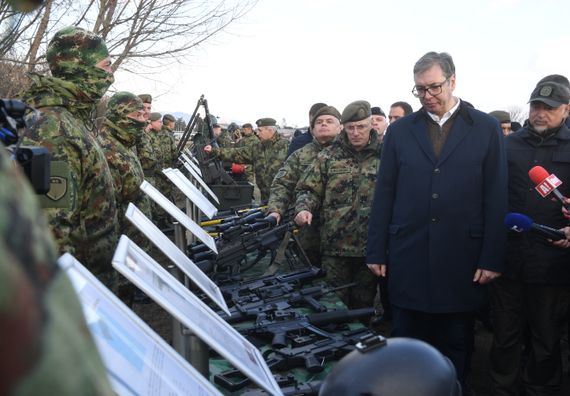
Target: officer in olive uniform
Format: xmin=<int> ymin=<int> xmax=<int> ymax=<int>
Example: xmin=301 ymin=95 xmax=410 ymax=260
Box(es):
xmin=22 ymin=26 xmax=119 ymax=285
xmin=295 ymin=101 xmax=381 ymax=309
xmin=204 ymin=117 xmax=288 ymax=202
xmin=235 ymin=122 xmax=258 ymax=183
xmin=267 ymin=105 xmax=343 ymax=267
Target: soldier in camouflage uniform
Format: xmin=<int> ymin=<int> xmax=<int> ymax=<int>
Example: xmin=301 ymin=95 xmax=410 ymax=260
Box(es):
xmin=135 ymin=94 xmax=157 ymax=184
xmin=295 ymin=101 xmax=381 ymax=309
xmin=0 ymin=147 xmax=113 ymax=395
xmin=204 ymin=117 xmax=288 ymax=202
xmin=235 ymin=122 xmax=258 ymax=183
xmin=96 ymin=92 xmax=152 ymax=243
xmin=22 ymin=26 xmax=119 ymax=284
xmin=213 ymin=122 xmax=234 ymax=148
xmin=267 ymin=106 xmax=342 ymax=267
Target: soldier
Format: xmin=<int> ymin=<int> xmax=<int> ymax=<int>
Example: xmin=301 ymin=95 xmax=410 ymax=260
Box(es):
xmin=0 ymin=147 xmax=113 ymax=395
xmin=294 ymin=101 xmax=381 ymax=309
xmin=204 ymin=117 xmax=288 ymax=202
xmin=213 ymin=122 xmax=234 ymax=147
xmin=136 ymin=96 xmax=159 ymax=188
xmin=267 ymin=105 xmax=342 ymax=267
xmin=22 ymin=26 xmax=119 ymax=285
xmin=371 ymin=106 xmax=388 ymax=140
xmin=96 ymin=92 xmax=152 ymax=242
xmin=235 ymin=122 xmax=258 ymax=184
xmin=159 ymin=113 xmax=178 ymax=169
xmin=138 ymin=94 xmax=152 ymax=121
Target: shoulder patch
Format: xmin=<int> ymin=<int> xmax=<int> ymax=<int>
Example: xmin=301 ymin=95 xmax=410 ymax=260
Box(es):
xmin=39 ymin=161 xmax=73 ymax=208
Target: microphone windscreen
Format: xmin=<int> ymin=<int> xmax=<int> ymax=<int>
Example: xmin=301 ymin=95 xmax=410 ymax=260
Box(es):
xmin=504 ymin=212 xmax=533 ymax=231
xmin=528 ymin=166 xmax=550 ymax=185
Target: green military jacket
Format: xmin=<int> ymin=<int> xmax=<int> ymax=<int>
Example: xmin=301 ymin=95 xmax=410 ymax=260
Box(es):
xmin=0 ymin=149 xmax=113 ymax=395
xmin=295 ymin=130 xmax=382 ymax=257
xmin=22 ymin=74 xmax=119 ymax=276
xmin=235 ymin=133 xmax=258 ymax=148
xmin=214 ymin=132 xmax=288 ymax=201
xmin=136 ymin=128 xmax=159 ymax=185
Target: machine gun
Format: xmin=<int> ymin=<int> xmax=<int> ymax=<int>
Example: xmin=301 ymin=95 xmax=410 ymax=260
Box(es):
xmin=176 ymin=94 xmax=234 ymax=185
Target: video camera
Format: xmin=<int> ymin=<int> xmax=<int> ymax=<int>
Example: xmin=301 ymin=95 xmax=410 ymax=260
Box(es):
xmin=0 ymin=99 xmax=50 ymax=194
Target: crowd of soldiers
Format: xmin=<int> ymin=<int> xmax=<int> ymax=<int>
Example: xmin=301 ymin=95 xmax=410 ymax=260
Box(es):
xmin=4 ymin=16 xmax=570 ymax=396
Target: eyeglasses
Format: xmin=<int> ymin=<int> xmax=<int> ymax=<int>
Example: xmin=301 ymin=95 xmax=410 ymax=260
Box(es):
xmin=411 ymin=78 xmax=449 ymax=98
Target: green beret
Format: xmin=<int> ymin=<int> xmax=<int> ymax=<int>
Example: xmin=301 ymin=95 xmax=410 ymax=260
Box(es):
xmin=106 ymin=91 xmax=143 ymax=124
xmin=489 ymin=110 xmax=510 ymax=123
xmin=341 ymin=100 xmax=371 ymax=123
xmin=529 ymin=81 xmax=570 ymax=107
xmin=149 ymin=112 xmax=162 ymax=121
xmin=242 ymin=123 xmax=253 ymax=129
xmin=46 ymin=26 xmax=109 ymax=78
xmin=163 ymin=114 xmax=175 ymax=123
xmin=256 ymin=118 xmax=277 ymax=127
xmin=311 ymin=105 xmax=341 ymax=127
xmin=138 ymin=94 xmax=152 ymax=104
xmin=371 ymin=106 xmax=386 ymax=117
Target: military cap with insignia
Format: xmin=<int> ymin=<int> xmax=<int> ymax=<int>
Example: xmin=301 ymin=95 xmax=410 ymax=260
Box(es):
xmin=341 ymin=101 xmax=372 ymax=123
xmin=162 ymin=114 xmax=175 ymax=123
xmin=529 ymin=81 xmax=570 ymax=107
xmin=311 ymin=105 xmax=341 ymax=127
xmin=138 ymin=94 xmax=152 ymax=104
xmin=489 ymin=110 xmax=511 ymax=123
xmin=371 ymin=106 xmax=386 ymax=117
xmin=149 ymin=112 xmax=162 ymax=121
xmin=256 ymin=118 xmax=277 ymax=127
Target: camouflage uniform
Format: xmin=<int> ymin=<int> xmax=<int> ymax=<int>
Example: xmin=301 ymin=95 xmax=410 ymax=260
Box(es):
xmin=96 ymin=92 xmax=152 ymax=245
xmin=22 ymin=26 xmax=118 ymax=281
xmin=295 ymin=130 xmax=382 ymax=308
xmin=211 ymin=132 xmax=288 ymax=201
xmin=268 ymin=138 xmax=331 ymax=266
xmin=217 ymin=130 xmax=234 ymax=148
xmin=235 ymin=133 xmax=258 ymax=183
xmin=0 ymin=147 xmax=113 ymax=395
xmin=136 ymin=129 xmax=159 ymax=186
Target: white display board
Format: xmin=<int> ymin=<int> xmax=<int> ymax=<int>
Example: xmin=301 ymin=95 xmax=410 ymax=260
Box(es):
xmin=163 ymin=168 xmax=218 ymax=219
xmin=125 ymin=203 xmax=229 ymax=315
xmin=57 ymin=253 xmax=222 ymax=396
xmin=140 ymin=180 xmax=217 ymax=254
xmin=181 ymin=151 xmax=202 ymax=175
xmin=179 ymin=156 xmax=220 ymax=205
xmin=112 ymin=236 xmax=283 ymax=396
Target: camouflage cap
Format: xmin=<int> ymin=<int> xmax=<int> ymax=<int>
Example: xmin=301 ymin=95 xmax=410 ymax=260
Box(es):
xmin=529 ymin=81 xmax=570 ymax=107
xmin=371 ymin=106 xmax=386 ymax=117
xmin=311 ymin=105 xmax=341 ymax=127
xmin=106 ymin=91 xmax=144 ymax=123
xmin=162 ymin=114 xmax=175 ymax=123
xmin=341 ymin=101 xmax=371 ymax=123
xmin=138 ymin=94 xmax=152 ymax=104
xmin=149 ymin=112 xmax=162 ymax=121
xmin=489 ymin=110 xmax=511 ymax=123
xmin=46 ymin=26 xmax=109 ymax=78
xmin=256 ymin=118 xmax=277 ymax=127
xmin=242 ymin=123 xmax=253 ymax=129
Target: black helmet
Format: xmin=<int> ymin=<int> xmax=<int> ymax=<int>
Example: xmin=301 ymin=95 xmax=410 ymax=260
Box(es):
xmin=319 ymin=335 xmax=462 ymax=396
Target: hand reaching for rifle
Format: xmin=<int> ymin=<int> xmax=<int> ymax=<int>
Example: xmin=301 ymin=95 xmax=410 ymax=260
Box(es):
xmin=204 ymin=145 xmax=212 ymax=154
xmin=267 ymin=212 xmax=281 ymax=225
xmin=294 ymin=210 xmax=312 ymax=226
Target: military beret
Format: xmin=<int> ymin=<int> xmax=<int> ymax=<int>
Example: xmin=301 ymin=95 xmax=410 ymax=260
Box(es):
xmin=309 ymin=102 xmax=327 ymax=119
xmin=489 ymin=110 xmax=511 ymax=123
xmin=371 ymin=106 xmax=386 ymax=117
xmin=256 ymin=118 xmax=277 ymax=127
xmin=311 ymin=105 xmax=341 ymax=127
xmin=242 ymin=123 xmax=253 ymax=129
xmin=529 ymin=81 xmax=570 ymax=107
xmin=341 ymin=101 xmax=371 ymax=123
xmin=149 ymin=112 xmax=162 ymax=121
xmin=162 ymin=114 xmax=175 ymax=123
xmin=46 ymin=26 xmax=109 ymax=78
xmin=138 ymin=94 xmax=152 ymax=104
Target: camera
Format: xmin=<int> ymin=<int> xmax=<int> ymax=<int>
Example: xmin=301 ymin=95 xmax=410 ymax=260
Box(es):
xmin=1 ymin=99 xmax=50 ymax=194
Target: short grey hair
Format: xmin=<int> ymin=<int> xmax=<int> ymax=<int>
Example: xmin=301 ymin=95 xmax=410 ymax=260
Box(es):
xmin=413 ymin=52 xmax=455 ymax=78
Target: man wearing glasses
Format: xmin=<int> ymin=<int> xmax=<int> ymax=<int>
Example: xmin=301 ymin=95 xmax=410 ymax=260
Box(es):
xmin=366 ymin=51 xmax=507 ymax=391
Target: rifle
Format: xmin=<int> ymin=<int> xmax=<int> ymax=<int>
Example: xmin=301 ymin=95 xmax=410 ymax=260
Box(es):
xmin=240 ymin=380 xmax=322 ymax=396
xmin=239 ymin=307 xmax=375 ymax=348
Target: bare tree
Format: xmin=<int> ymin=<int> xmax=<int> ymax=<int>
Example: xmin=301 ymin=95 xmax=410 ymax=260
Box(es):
xmin=508 ymin=106 xmax=528 ymax=124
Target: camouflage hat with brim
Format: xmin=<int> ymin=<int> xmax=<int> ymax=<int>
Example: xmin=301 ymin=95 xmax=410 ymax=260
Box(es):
xmin=46 ymin=26 xmax=109 ymax=78
xmin=529 ymin=82 xmax=570 ymax=108
xmin=311 ymin=105 xmax=341 ymax=127
xmin=149 ymin=112 xmax=162 ymax=121
xmin=163 ymin=114 xmax=175 ymax=123
xmin=489 ymin=110 xmax=511 ymax=123
xmin=106 ymin=92 xmax=143 ymax=124
xmin=342 ymin=101 xmax=371 ymax=123
xmin=256 ymin=118 xmax=277 ymax=127
xmin=138 ymin=94 xmax=152 ymax=104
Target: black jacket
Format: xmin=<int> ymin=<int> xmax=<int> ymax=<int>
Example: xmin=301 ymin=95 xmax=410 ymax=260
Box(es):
xmin=505 ymin=123 xmax=570 ymax=284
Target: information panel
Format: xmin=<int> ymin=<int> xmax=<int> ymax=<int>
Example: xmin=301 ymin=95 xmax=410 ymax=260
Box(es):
xmin=163 ymin=168 xmax=218 ymax=219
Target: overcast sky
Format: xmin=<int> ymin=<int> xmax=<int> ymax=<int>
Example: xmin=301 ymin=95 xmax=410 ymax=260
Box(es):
xmin=113 ymin=0 xmax=570 ymax=127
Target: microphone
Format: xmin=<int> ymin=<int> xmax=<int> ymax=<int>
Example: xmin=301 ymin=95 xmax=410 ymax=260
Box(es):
xmin=528 ymin=166 xmax=570 ymax=210
xmin=504 ymin=212 xmax=566 ymax=241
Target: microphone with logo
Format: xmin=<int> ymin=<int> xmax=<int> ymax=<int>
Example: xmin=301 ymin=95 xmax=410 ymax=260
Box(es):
xmin=528 ymin=165 xmax=570 ymax=211
xmin=504 ymin=212 xmax=566 ymax=241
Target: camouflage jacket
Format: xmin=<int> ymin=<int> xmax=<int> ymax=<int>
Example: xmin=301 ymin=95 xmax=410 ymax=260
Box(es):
xmin=217 ymin=130 xmax=234 ymax=148
xmin=22 ymin=74 xmax=119 ymax=276
xmin=136 ymin=129 xmax=159 ymax=185
xmin=0 ymin=148 xmax=113 ymax=395
xmin=214 ymin=132 xmax=288 ymax=201
xmin=97 ymin=121 xmax=152 ymax=239
xmin=235 ymin=133 xmax=258 ymax=148
xmin=157 ymin=126 xmax=178 ymax=169
xmin=295 ymin=130 xmax=382 ymax=257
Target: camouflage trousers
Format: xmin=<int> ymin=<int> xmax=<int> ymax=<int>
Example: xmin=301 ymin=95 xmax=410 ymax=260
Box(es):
xmin=298 ymin=224 xmax=321 ymax=268
xmin=321 ymin=255 xmax=377 ymax=309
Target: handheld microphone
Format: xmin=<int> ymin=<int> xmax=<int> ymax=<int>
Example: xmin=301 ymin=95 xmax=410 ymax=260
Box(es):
xmin=504 ymin=212 xmax=566 ymax=241
xmin=528 ymin=166 xmax=570 ymax=210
